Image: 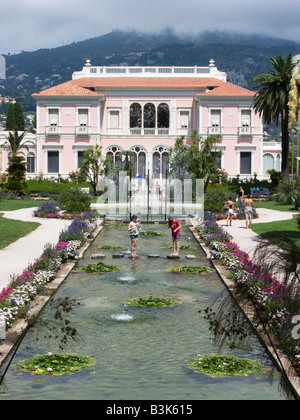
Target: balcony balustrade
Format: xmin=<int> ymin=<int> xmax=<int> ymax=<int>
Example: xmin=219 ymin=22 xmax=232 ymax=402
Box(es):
xmin=130 ymin=128 xmax=169 ymax=136
xmin=208 ymin=126 xmax=222 ymax=135
xmin=76 ymin=125 xmax=90 ymax=136
xmin=46 ymin=125 xmax=60 ymax=136
xmin=239 ymin=126 xmax=253 ymax=136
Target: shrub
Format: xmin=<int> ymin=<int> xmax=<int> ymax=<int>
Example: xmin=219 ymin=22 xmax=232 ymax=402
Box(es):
xmin=57 ymin=187 xmax=91 ymax=213
xmin=204 ymin=189 xmax=228 ymax=213
xmin=275 ymin=178 xmax=300 ymax=210
xmin=267 ymin=169 xmax=283 ymax=186
xmin=3 ymin=179 xmax=27 ymax=196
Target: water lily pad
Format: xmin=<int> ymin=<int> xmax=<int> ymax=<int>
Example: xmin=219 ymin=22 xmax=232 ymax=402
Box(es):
xmin=125 ymin=295 xmax=182 ymax=308
xmin=169 ymin=266 xmax=214 ymax=274
xmin=74 ymin=262 xmax=121 ymax=273
xmin=186 ymin=353 xmax=266 ymax=378
xmin=15 ymin=353 xmax=97 ymax=376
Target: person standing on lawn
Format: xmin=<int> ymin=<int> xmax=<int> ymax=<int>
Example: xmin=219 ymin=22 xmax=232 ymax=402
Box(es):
xmin=168 ymin=217 xmax=182 ymax=256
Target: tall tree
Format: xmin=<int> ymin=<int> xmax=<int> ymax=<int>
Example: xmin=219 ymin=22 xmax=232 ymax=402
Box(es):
xmin=251 ymin=55 xmax=294 ymax=180
xmin=5 ymin=102 xmax=25 ymax=131
xmin=169 ymin=131 xmax=221 ymax=191
xmin=5 ymin=103 xmax=16 ymax=131
xmin=14 ymin=102 xmax=25 ymax=131
xmin=79 ymin=145 xmax=103 ymax=195
xmin=4 ymin=155 xmax=28 ymax=196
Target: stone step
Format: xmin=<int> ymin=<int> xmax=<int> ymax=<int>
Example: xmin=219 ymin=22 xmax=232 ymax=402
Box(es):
xmin=91 ymin=254 xmax=106 ymax=259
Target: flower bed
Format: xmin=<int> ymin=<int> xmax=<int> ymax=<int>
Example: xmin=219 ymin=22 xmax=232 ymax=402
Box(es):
xmin=40 ymin=213 xmax=78 ymax=220
xmin=197 ymin=214 xmax=300 ymax=376
xmin=33 ymin=203 xmax=99 ymax=221
xmin=0 ymin=216 xmax=99 ymax=332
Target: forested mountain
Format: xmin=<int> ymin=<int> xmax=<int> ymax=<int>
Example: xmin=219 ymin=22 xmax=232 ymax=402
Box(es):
xmin=1 ymin=29 xmax=300 ymax=112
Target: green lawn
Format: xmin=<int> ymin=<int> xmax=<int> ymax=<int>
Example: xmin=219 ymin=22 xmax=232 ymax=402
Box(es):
xmin=253 ymin=200 xmax=297 ymax=212
xmin=0 ymin=213 xmax=41 ymax=249
xmin=252 ymin=214 xmax=300 ymax=248
xmin=0 ymin=199 xmax=40 ymax=211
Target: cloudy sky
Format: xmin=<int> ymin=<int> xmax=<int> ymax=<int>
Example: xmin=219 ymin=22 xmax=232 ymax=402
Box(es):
xmin=1 ymin=0 xmax=300 ymax=54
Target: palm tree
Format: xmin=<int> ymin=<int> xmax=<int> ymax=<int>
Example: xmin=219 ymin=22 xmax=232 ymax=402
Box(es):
xmin=251 ymin=55 xmax=294 ymax=180
xmin=3 ymin=130 xmax=32 ymax=156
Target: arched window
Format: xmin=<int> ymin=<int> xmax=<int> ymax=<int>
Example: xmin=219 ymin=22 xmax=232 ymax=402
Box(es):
xmin=144 ymin=103 xmax=155 ymax=128
xmin=105 ymin=146 xmax=123 ymax=165
xmin=276 ymin=153 xmax=281 ymax=171
xmin=263 ymin=153 xmax=275 ymax=176
xmin=157 ymin=103 xmax=169 ymax=128
xmin=152 ymin=146 xmax=169 ymax=178
xmin=130 ymin=103 xmax=142 ymax=128
xmin=130 ymin=146 xmax=146 ymax=177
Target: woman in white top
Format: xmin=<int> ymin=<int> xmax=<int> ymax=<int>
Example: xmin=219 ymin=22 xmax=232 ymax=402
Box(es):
xmin=223 ymin=196 xmax=234 ymax=226
xmin=128 ymin=215 xmax=140 ymax=258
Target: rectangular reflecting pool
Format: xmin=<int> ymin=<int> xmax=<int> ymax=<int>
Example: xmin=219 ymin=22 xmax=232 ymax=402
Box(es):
xmin=0 ymin=224 xmax=293 ymax=400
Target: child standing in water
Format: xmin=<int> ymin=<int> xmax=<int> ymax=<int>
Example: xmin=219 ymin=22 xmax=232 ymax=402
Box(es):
xmin=168 ymin=217 xmax=182 ymax=257
xmin=128 ymin=215 xmax=140 ymax=258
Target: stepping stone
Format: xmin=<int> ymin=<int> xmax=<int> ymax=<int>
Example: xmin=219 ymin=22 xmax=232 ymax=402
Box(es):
xmin=91 ymin=254 xmax=106 ymax=259
xmin=185 ymin=255 xmax=196 ymax=259
xmin=112 ymin=253 xmax=125 ymax=258
xmin=167 ymin=255 xmax=180 ymax=259
xmin=148 ymin=254 xmax=160 ymax=258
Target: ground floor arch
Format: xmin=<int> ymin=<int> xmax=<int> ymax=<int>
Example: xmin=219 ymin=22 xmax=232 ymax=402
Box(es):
xmin=103 ymin=143 xmax=170 ymax=180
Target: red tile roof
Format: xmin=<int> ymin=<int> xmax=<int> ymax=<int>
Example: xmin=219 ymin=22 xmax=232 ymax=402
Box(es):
xmin=32 ymin=77 xmax=255 ymax=98
xmin=32 ymin=80 xmax=104 ymax=98
xmin=76 ymin=76 xmax=222 ymax=89
xmin=196 ymin=81 xmax=256 ymax=97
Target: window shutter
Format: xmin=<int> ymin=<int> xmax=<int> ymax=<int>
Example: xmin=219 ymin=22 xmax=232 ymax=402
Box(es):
xmin=78 ymin=109 xmax=88 ymax=126
xmin=110 ymin=111 xmax=119 ymax=129
xmin=49 ymin=109 xmax=59 ymax=125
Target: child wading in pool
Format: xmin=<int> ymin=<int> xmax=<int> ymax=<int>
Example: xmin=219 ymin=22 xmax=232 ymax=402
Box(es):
xmin=128 ymin=215 xmax=140 ymax=258
xmin=168 ymin=217 xmax=182 ymax=256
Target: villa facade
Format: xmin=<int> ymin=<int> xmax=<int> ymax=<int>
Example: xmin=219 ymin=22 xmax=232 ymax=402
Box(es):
xmin=0 ymin=60 xmax=282 ymax=181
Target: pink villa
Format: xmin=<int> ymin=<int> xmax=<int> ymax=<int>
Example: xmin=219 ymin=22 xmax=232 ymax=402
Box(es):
xmin=0 ymin=60 xmax=282 ymax=181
